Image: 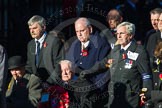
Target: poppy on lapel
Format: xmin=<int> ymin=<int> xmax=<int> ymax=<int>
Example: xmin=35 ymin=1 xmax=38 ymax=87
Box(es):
xmin=43 ymin=42 xmax=47 ymax=48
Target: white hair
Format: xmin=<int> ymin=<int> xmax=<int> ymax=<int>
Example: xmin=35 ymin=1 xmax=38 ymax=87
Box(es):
xmin=59 ymin=60 xmax=75 ymax=73
xmin=117 ymin=21 xmax=135 ymax=36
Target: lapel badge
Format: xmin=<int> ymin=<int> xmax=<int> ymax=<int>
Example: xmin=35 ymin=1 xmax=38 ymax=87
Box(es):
xmin=122 ymin=53 xmax=127 ymax=59
xmin=81 ymin=49 xmax=88 ymax=56
xmin=43 ymin=42 xmax=47 ymax=48
xmin=159 ymin=74 xmax=162 ymax=80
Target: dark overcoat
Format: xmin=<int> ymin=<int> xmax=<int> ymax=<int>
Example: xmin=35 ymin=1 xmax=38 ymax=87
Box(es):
xmin=6 ymin=73 xmax=42 ymax=108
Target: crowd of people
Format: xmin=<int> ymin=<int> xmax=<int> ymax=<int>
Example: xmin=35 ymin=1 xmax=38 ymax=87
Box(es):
xmin=0 ymin=0 xmax=162 ymax=108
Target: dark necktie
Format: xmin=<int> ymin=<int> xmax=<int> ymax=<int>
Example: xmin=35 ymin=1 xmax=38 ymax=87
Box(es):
xmin=120 ymin=49 xmax=127 ymax=59
xmin=120 ymin=49 xmax=125 ymax=54
xmin=36 ymin=41 xmax=40 ymax=65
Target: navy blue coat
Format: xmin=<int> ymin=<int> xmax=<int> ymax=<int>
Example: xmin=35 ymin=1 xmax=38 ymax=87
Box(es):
xmin=66 ymin=32 xmax=110 ymax=83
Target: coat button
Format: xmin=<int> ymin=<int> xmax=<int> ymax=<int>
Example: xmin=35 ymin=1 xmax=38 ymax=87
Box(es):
xmin=111 ymin=95 xmax=114 ymax=98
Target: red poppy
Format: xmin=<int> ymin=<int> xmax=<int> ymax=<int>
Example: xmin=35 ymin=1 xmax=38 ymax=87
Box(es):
xmin=81 ymin=49 xmax=88 ymax=56
xmin=50 ymin=86 xmax=69 ymax=108
xmin=159 ymin=74 xmax=162 ymax=80
xmin=38 ymin=85 xmax=69 ymax=108
xmin=43 ymin=42 xmax=47 ymax=48
xmin=122 ymin=54 xmax=127 ymax=59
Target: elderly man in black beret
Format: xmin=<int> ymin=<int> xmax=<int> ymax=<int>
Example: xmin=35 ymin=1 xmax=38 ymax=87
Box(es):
xmin=6 ymin=56 xmax=42 ymax=108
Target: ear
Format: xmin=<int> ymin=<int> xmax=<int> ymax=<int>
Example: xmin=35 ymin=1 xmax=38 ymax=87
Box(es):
xmin=42 ymin=25 xmax=46 ymax=31
xmin=130 ymin=34 xmax=133 ymax=40
xmin=89 ymin=26 xmax=93 ymax=34
xmin=120 ymin=17 xmax=123 ymax=23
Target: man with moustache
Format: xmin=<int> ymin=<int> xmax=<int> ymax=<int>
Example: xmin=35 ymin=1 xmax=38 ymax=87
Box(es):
xmin=26 ymin=15 xmax=64 ymax=86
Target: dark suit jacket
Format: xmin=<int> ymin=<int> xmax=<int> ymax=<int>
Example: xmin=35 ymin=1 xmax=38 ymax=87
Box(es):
xmin=144 ymin=29 xmax=157 ymax=48
xmin=146 ymin=31 xmax=162 ymax=69
xmin=26 ymin=34 xmax=64 ymax=83
xmin=6 ymin=73 xmax=42 ymax=108
xmin=100 ymin=28 xmax=117 ymax=49
xmin=146 ymin=31 xmax=162 ymax=58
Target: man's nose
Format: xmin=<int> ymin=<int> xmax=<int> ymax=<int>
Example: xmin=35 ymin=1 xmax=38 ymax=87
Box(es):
xmin=63 ymin=71 xmax=67 ymax=75
xmin=65 ymin=72 xmax=68 ymax=75
xmin=117 ymin=34 xmax=121 ymax=38
xmin=78 ymin=32 xmax=82 ymax=36
xmin=30 ymin=29 xmax=34 ymax=33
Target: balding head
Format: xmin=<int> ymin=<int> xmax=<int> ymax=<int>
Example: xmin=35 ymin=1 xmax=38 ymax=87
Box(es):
xmin=75 ymin=17 xmax=91 ymax=27
xmin=74 ymin=17 xmax=92 ymax=43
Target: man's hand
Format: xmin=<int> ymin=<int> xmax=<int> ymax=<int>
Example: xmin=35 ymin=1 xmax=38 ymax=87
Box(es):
xmin=139 ymin=88 xmax=148 ymax=105
xmin=140 ymin=93 xmax=146 ymax=104
xmin=105 ymin=59 xmax=114 ymax=68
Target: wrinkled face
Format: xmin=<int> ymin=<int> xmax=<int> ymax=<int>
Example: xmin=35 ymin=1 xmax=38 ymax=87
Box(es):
xmin=61 ymin=63 xmax=73 ymax=82
xmin=158 ymin=14 xmax=162 ymax=31
xmin=10 ymin=67 xmax=24 ymax=80
xmin=116 ymin=26 xmax=133 ymax=47
xmin=29 ymin=22 xmax=45 ymax=39
xmin=75 ymin=22 xmax=92 ymax=43
xmin=151 ymin=13 xmax=160 ymax=30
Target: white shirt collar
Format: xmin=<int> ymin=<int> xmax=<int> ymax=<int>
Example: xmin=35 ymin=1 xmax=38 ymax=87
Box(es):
xmin=81 ymin=41 xmax=90 ymax=49
xmin=35 ymin=32 xmax=47 ymax=48
xmin=121 ymin=41 xmax=132 ymax=50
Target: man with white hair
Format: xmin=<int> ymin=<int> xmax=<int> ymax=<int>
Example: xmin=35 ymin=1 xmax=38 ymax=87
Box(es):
xmin=59 ymin=60 xmax=94 ymax=108
xmin=59 ymin=60 xmax=75 ymax=82
xmin=80 ymin=21 xmax=153 ymax=108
